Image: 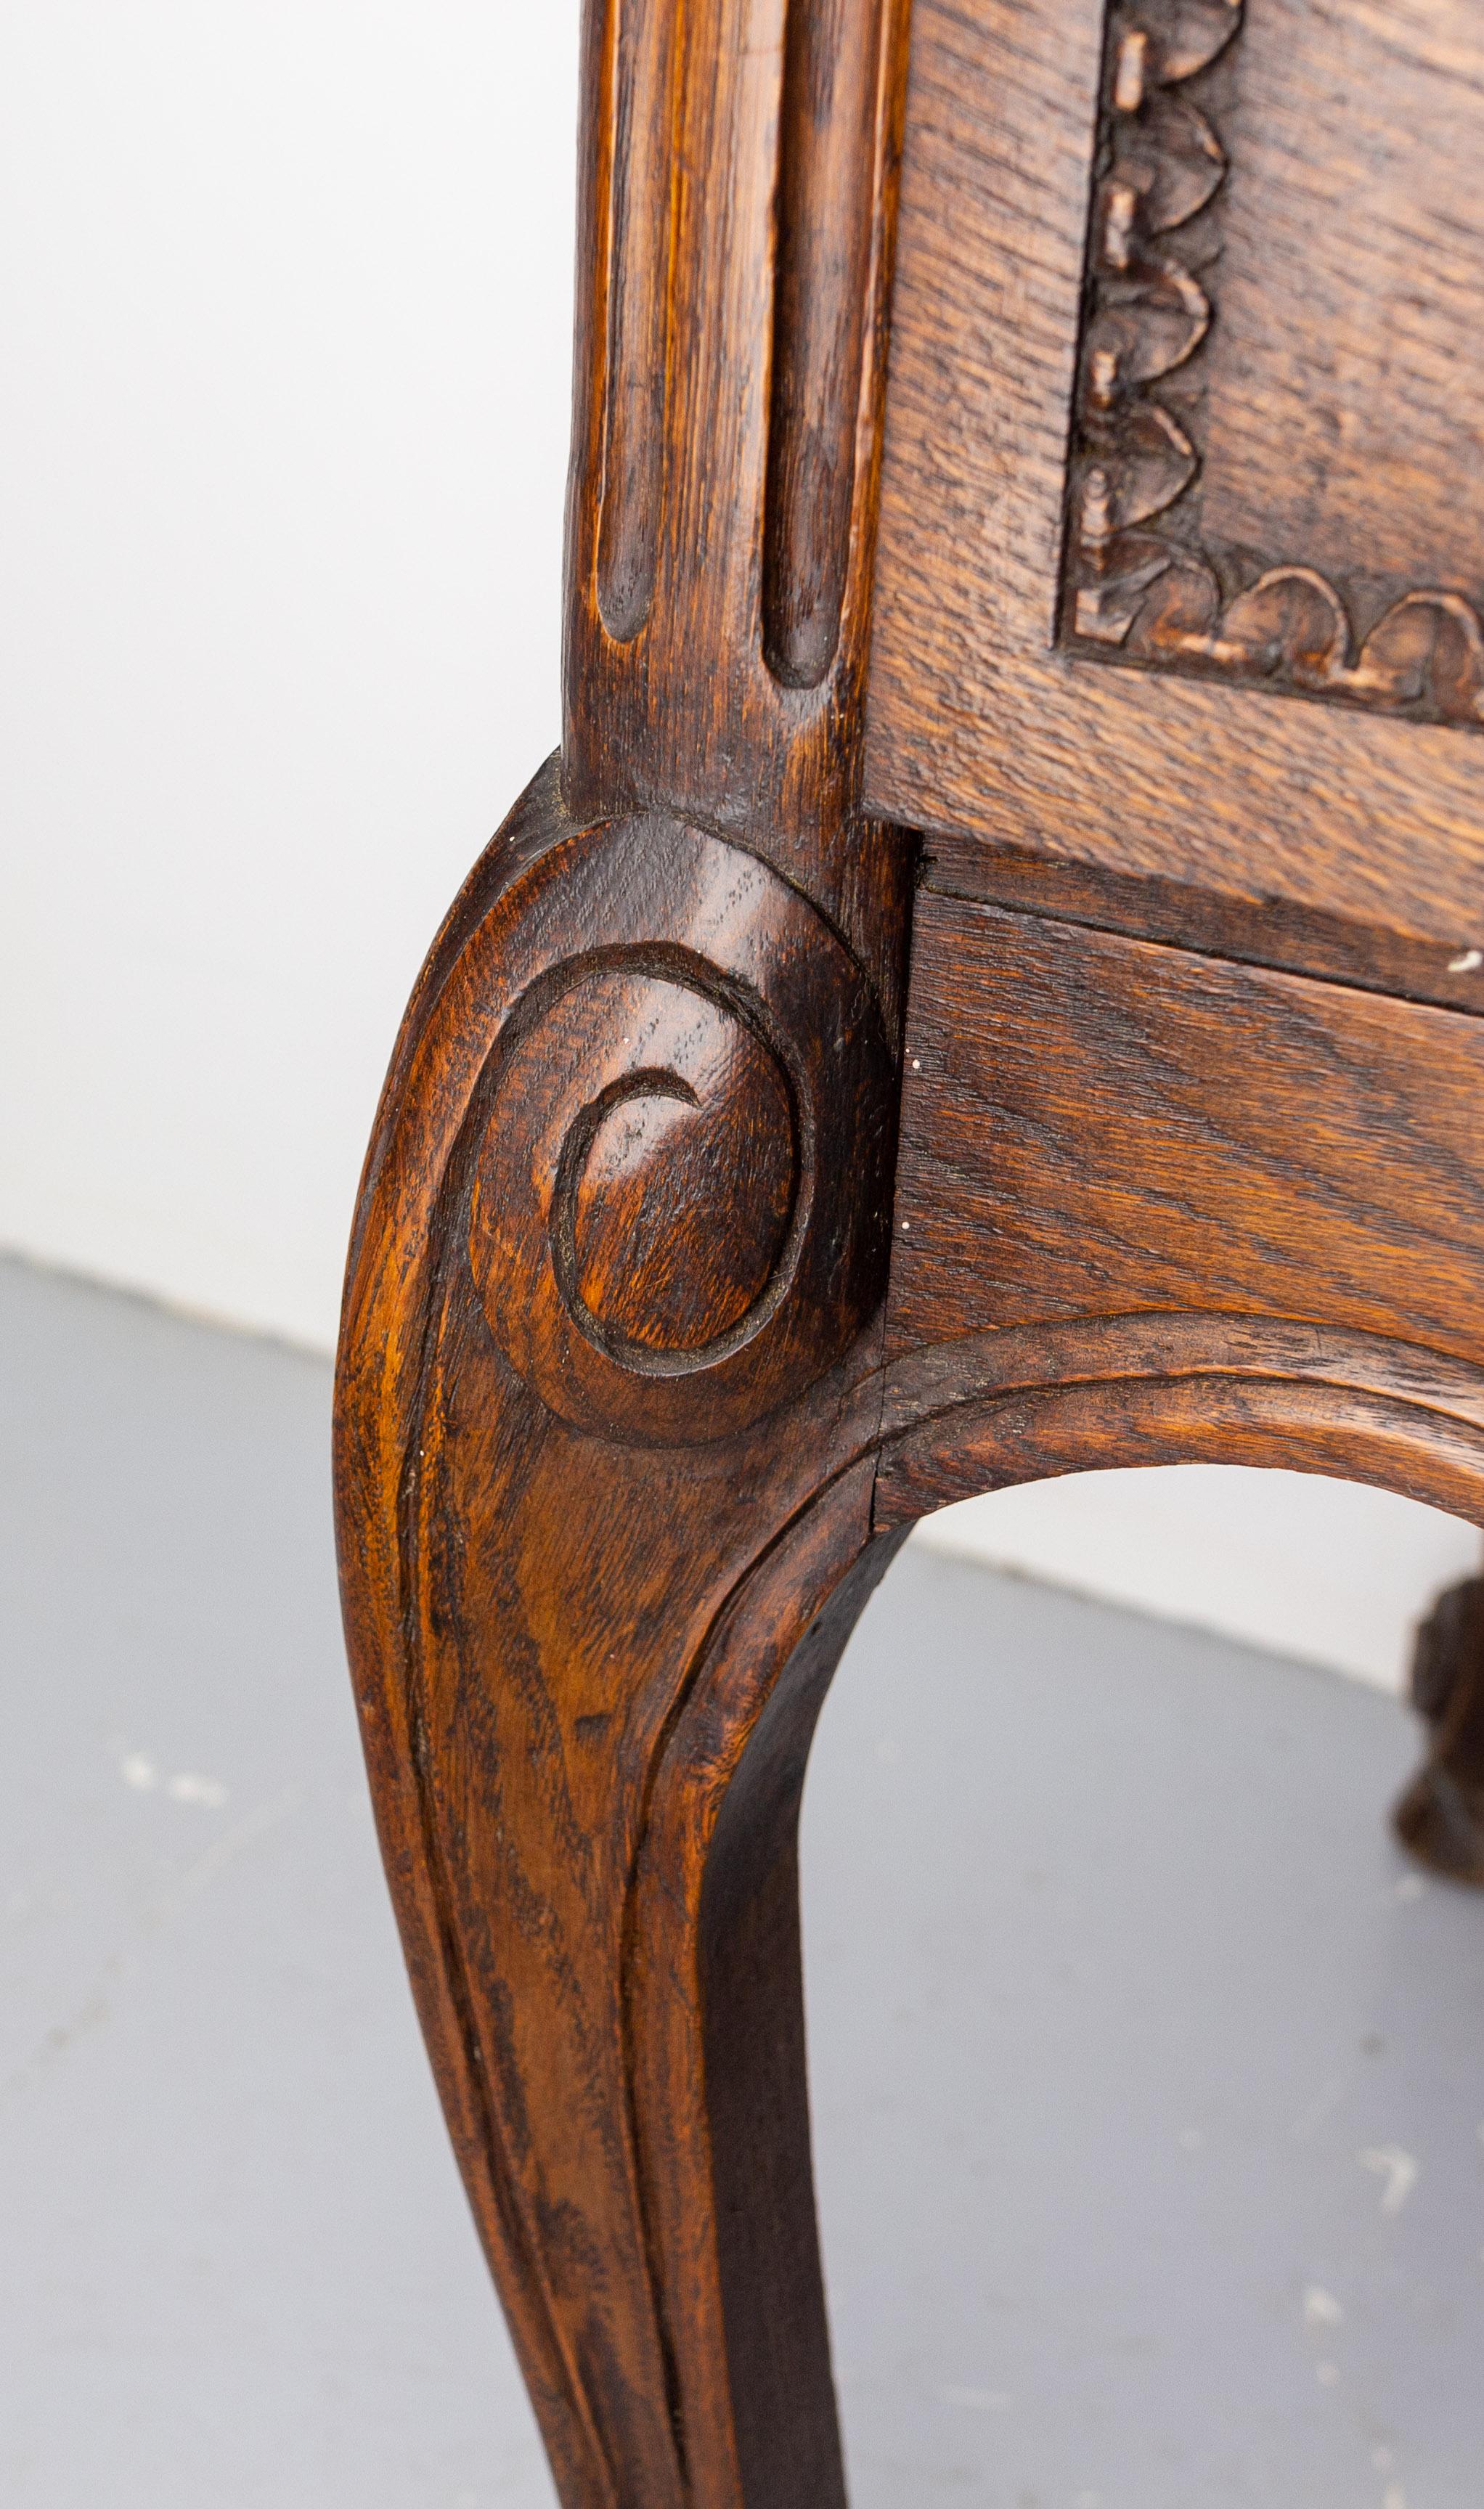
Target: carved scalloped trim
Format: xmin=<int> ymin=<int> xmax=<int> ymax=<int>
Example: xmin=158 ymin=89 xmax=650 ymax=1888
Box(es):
xmin=1063 ymin=0 xmax=1484 ymax=731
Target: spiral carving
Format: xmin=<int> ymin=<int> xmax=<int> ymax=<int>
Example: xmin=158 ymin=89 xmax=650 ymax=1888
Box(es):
xmin=462 ymin=813 xmax=895 ymax=1445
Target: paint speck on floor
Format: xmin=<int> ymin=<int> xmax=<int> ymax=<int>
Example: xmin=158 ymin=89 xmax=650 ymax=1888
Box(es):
xmin=1361 ymin=2146 xmax=1419 ymax=2216
xmin=165 ymin=1772 xmax=229 ymax=1809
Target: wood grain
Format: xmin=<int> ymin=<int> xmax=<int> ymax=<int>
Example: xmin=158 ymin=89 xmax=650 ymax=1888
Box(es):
xmin=338 ymin=798 xmax=1484 ymax=2508
xmin=337 ymin=781 xmax=1484 ymax=2507
xmin=1063 ymin=0 xmax=1484 ymax=730
xmin=865 ymin=0 xmax=1484 ymax=946
xmin=338 ymin=4 xmax=918 ymax=2499
xmin=886 ymin=889 xmax=1484 ymax=1368
xmin=1204 ymin=0 xmax=1484 ymax=596
xmin=918 ymin=825 xmax=1484 ymax=1018
xmin=335 ymin=762 xmax=904 ymax=2509
xmin=878 ymin=1355 xmax=1484 ymax=1528
xmin=335 ymin=2 xmax=1484 ymax=2500
xmin=594 ymin=0 xmax=678 ymax=641
xmin=763 ymin=0 xmax=889 ymax=688
xmin=567 ymin=0 xmax=913 ymax=1019
xmin=457 ymin=809 xmax=895 ymax=1446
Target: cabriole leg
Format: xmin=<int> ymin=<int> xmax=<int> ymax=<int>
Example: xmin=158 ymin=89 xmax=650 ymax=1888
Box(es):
xmin=334 ymin=766 xmax=907 ymax=2507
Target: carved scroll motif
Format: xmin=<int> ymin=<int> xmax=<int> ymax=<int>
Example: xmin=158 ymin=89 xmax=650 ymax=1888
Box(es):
xmin=1064 ymin=0 xmax=1484 ymax=730
xmin=458 ymin=808 xmax=896 ymax=1445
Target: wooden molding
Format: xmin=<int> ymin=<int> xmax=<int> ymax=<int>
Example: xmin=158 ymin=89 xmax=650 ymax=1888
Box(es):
xmin=1064 ymin=0 xmax=1484 ymax=730
xmin=874 ymin=1310 xmax=1484 ymax=1526
xmin=589 ymin=0 xmax=897 ymax=680
xmin=566 ymin=0 xmax=914 ymax=958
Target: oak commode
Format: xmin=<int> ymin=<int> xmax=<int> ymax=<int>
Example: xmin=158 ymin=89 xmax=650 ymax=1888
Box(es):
xmin=333 ymin=3 xmax=1484 ymax=2501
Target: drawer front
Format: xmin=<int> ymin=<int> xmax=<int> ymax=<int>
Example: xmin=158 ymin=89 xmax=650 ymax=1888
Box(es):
xmin=887 ymin=887 xmax=1484 ymax=1368
xmin=865 ymin=0 xmax=1484 ymax=961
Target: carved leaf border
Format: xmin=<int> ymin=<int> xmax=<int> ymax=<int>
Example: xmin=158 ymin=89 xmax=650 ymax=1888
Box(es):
xmin=1061 ymin=0 xmax=1484 ymax=732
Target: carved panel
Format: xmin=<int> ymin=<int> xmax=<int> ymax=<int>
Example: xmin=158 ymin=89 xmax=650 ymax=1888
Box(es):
xmin=1062 ymin=0 xmax=1484 ymax=730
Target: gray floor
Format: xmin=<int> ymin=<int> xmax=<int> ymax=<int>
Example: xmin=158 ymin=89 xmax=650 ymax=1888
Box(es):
xmin=2 ymin=1257 xmax=1481 ymax=2508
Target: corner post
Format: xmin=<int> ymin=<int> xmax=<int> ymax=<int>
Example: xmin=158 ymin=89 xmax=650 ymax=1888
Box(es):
xmin=335 ymin=6 xmax=916 ymax=2504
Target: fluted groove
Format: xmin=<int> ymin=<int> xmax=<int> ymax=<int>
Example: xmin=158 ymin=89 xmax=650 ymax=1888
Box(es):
xmin=762 ymin=0 xmax=889 ymax=689
xmin=595 ymin=0 xmax=679 ymax=642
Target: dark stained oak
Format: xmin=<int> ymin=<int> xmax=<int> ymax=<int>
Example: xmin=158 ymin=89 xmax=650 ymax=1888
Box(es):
xmin=1061 ymin=0 xmax=1484 ymax=727
xmin=875 ymin=896 xmax=1484 ymax=1538
xmin=564 ymin=0 xmax=913 ymax=1022
xmin=918 ymin=827 xmax=1484 ymax=1020
xmin=865 ymin=0 xmax=1484 ymax=957
xmin=333 ymin=0 xmax=1484 ymax=2501
xmin=886 ymin=894 xmax=1484 ymax=1371
xmin=338 ymin=780 xmax=1484 ymax=2507
xmin=1199 ymin=0 xmax=1484 ymax=602
xmin=338 ymin=3 xmax=916 ymax=2500
xmin=336 ymin=762 xmax=906 ymax=2509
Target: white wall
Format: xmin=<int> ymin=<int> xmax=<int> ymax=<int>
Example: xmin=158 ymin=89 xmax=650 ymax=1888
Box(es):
xmin=1 ymin=1 xmax=578 ymax=1348
xmin=917 ymin=1469 xmax=1477 ymax=1694
xmin=1 ymin=1 xmax=1475 ymax=1692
